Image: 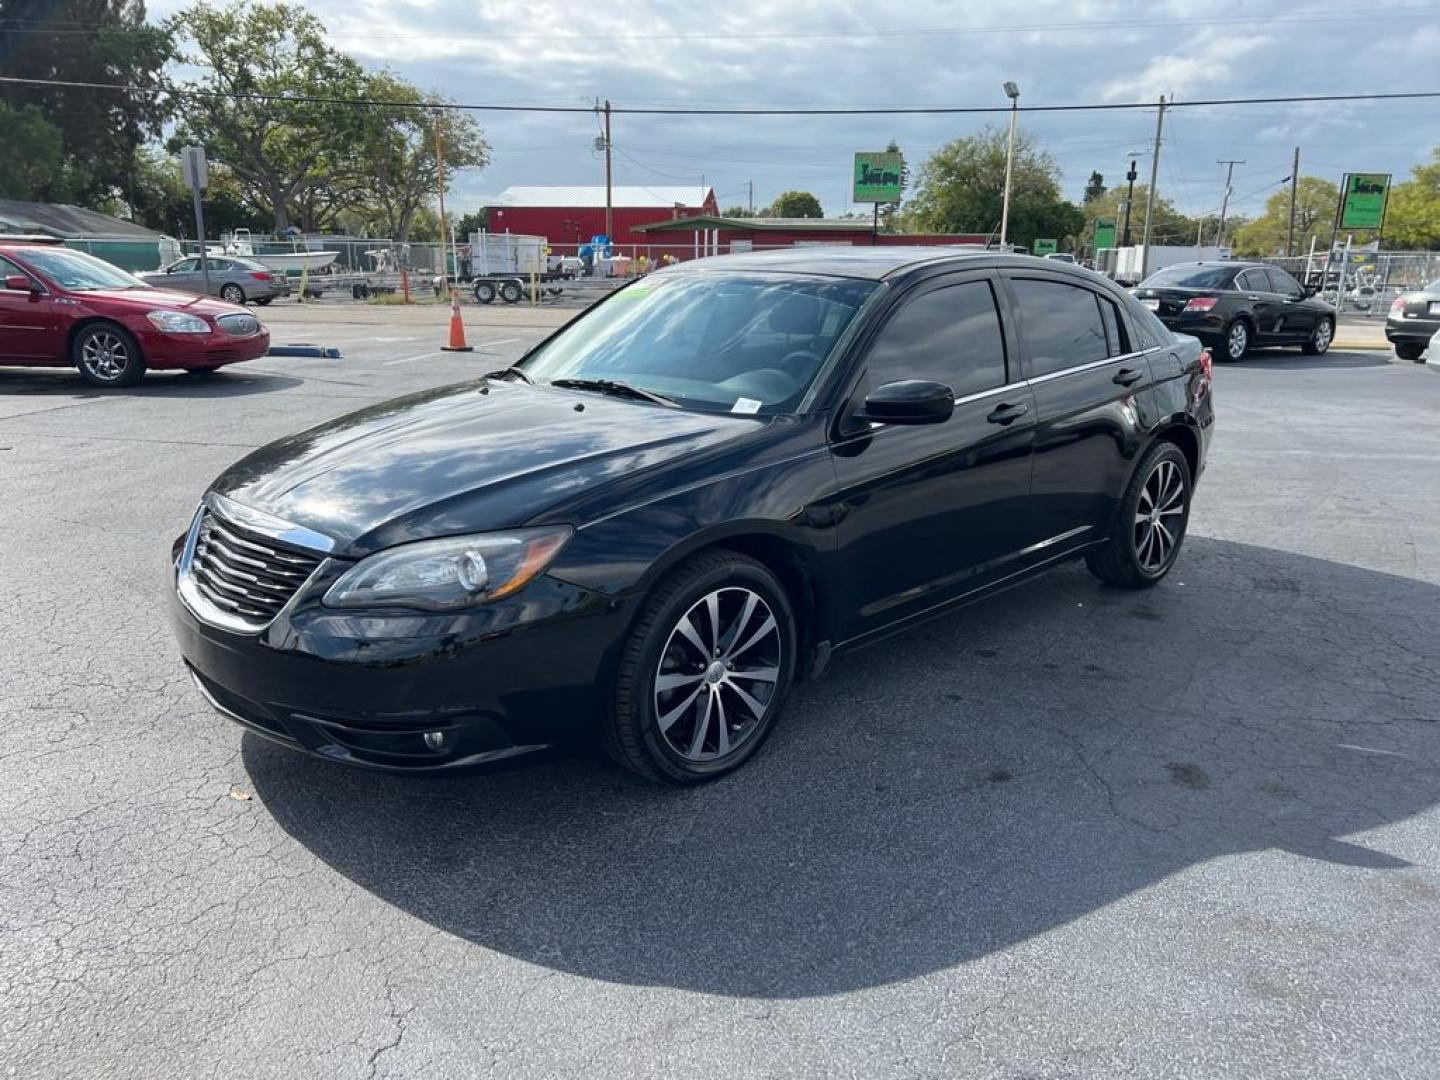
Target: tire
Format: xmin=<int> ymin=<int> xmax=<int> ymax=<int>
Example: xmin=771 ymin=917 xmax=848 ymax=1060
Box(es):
xmin=1301 ymin=317 xmax=1333 ymax=355
xmin=1218 ymin=318 xmax=1250 ymax=362
xmin=254 ymin=297 xmax=273 ymax=307
xmin=499 ymin=280 xmax=523 ymax=304
xmin=1395 ymin=342 xmax=1425 ymax=361
xmin=607 ymin=550 xmax=797 ymax=784
xmin=219 ymin=283 xmax=245 ymax=305
xmin=1085 ymin=440 xmax=1193 ymax=589
xmin=73 ymin=322 xmax=146 ymax=388
xmin=473 ymin=281 xmax=497 ymax=305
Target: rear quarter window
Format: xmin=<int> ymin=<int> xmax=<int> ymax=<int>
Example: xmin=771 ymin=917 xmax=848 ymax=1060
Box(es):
xmin=1125 ymin=296 xmax=1173 ymax=349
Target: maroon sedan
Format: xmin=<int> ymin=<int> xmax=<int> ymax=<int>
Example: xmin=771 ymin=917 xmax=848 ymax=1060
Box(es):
xmin=0 ymin=241 xmax=271 ymax=387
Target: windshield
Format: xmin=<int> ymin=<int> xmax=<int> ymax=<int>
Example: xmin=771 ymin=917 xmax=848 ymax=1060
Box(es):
xmin=519 ymin=271 xmax=877 ymax=415
xmin=18 ymin=248 xmax=149 ymax=291
xmin=1141 ymin=264 xmax=1237 ymax=289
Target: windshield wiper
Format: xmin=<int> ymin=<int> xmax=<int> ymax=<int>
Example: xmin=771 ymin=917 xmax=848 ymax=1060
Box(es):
xmin=548 ymin=377 xmax=680 ymax=408
xmin=485 ymin=365 xmax=532 ymax=384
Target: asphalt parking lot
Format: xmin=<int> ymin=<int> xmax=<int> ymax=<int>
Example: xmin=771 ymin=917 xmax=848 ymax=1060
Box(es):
xmin=2 ymin=301 xmax=1439 ymax=1079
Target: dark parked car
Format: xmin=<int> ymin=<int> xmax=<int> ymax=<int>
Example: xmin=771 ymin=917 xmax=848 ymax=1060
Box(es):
xmin=0 ymin=242 xmax=271 ymax=386
xmin=138 ymin=255 xmax=290 ymax=306
xmin=170 ymin=249 xmax=1213 ymax=783
xmin=1386 ymin=279 xmax=1440 ymax=361
xmin=1131 ymin=261 xmax=1335 ymax=362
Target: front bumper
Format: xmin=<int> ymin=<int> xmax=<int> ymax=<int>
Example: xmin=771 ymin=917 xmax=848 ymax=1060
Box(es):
xmin=169 ymin=539 xmax=633 ymax=772
xmin=139 ymin=326 xmax=271 ymax=370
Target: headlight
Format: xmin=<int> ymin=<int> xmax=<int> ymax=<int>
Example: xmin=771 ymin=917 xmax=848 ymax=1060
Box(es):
xmin=322 ymin=527 xmax=572 ymax=611
xmin=146 ymin=310 xmax=210 ymax=334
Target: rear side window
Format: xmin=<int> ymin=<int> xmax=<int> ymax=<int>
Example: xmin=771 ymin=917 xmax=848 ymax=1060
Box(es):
xmin=1010 ymin=279 xmax=1110 ymax=376
xmin=864 ymin=280 xmax=1008 ymax=398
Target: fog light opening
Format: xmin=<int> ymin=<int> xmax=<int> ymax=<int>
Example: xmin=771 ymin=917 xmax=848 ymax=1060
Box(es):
xmin=423 ymin=730 xmax=447 ymax=752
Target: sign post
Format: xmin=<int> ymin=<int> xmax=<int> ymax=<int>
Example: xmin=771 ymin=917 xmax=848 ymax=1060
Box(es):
xmin=180 ymin=146 xmax=211 ymax=297
xmin=853 ymin=151 xmax=904 ymax=245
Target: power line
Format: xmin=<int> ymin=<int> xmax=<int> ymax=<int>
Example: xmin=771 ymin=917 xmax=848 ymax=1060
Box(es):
xmin=2 ymin=75 xmax=1439 ymax=115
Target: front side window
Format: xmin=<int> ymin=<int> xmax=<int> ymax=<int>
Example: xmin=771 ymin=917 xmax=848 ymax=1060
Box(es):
xmin=170 ymin=259 xmax=198 ymax=273
xmin=16 ymin=248 xmax=148 ymax=292
xmin=1267 ymin=268 xmax=1304 ymax=296
xmin=863 ymin=280 xmax=1008 ymax=399
xmin=1010 ymin=279 xmax=1111 ymax=377
xmin=519 ymin=271 xmax=877 ymax=415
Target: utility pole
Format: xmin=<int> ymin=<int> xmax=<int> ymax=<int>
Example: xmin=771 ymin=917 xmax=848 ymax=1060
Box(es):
xmin=1214 ymin=158 xmax=1245 ymax=247
xmin=432 ymin=107 xmax=451 ymax=297
xmin=747 ymin=180 xmax=753 ymax=214
xmin=602 ymin=99 xmax=613 ymax=241
xmin=1120 ymin=158 xmax=1138 ymax=246
xmin=1139 ymin=95 xmax=1166 ymax=281
xmin=1286 ymin=146 xmax=1300 ymax=256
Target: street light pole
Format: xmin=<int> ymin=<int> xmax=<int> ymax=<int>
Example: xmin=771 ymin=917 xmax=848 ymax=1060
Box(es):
xmin=999 ymin=81 xmax=1020 ymax=249
xmin=1120 ymin=158 xmax=1138 ymax=247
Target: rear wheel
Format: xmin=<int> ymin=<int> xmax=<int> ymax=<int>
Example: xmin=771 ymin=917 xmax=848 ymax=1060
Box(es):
xmin=473 ymin=281 xmax=497 ymax=304
xmin=1219 ymin=318 xmax=1250 ymax=362
xmin=1396 ymin=342 xmax=1425 ymax=361
xmin=73 ymin=322 xmax=146 ymax=388
xmin=254 ymin=297 xmax=274 ymax=307
xmin=499 ymin=280 xmax=523 ymax=304
xmin=219 ymin=283 xmax=245 ymax=304
xmin=608 ymin=551 xmax=796 ymax=784
xmin=1086 ymin=441 xmax=1192 ymax=589
xmin=1301 ymin=317 xmax=1333 ymax=355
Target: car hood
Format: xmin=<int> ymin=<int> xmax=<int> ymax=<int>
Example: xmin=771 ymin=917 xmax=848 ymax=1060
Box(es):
xmin=78 ymin=287 xmax=245 ymax=317
xmin=211 ymin=380 xmax=763 ymax=555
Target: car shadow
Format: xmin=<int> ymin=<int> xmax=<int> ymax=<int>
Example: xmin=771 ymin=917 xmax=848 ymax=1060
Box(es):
xmin=0 ymin=368 xmax=303 ymax=397
xmin=242 ymin=537 xmax=1440 ymax=998
xmin=1236 ymin=349 xmax=1391 ymax=370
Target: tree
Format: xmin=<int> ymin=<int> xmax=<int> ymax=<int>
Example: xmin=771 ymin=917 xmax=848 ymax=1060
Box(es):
xmin=1385 ymin=150 xmax=1440 ymax=251
xmin=1231 ymin=178 xmax=1347 ymax=257
xmin=453 ymin=210 xmax=489 ymax=240
xmin=721 ymin=205 xmax=758 ymax=218
xmin=1083 ymin=171 xmax=1107 ymax=205
xmin=0 ymin=104 xmax=70 ymax=201
xmin=1080 ymin=184 xmax=1194 ymax=251
xmin=0 ymin=0 xmax=171 ymax=203
xmin=166 ymin=1 xmax=376 ymax=230
xmin=877 ymin=139 xmax=911 ymax=233
xmin=107 ymin=147 xmax=266 ymax=238
xmin=770 ymin=190 xmax=823 ymax=218
xmin=349 ymin=75 xmax=490 ymax=242
xmin=904 ymin=126 xmax=1084 ymax=251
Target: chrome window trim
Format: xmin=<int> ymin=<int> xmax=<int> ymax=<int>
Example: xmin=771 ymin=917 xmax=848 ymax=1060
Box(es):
xmin=1024 ymin=346 xmax=1162 ymax=386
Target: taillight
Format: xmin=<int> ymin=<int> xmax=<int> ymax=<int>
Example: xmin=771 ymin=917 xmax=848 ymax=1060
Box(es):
xmin=1390 ymin=295 xmax=1405 ymax=313
xmin=249 ymin=271 xmax=271 ymax=282
xmin=1199 ymin=347 xmax=1213 ymax=381
xmin=1183 ymin=296 xmax=1219 ymax=313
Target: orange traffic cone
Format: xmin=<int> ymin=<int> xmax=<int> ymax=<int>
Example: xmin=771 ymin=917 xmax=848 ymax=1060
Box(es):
xmin=441 ymin=294 xmax=473 ymax=352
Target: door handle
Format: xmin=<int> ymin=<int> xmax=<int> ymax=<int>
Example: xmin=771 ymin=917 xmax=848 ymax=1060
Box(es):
xmin=1246 ymin=295 xmax=1261 ymax=301
xmin=986 ymin=401 xmax=1029 ymax=425
xmin=1113 ymin=367 xmax=1144 ymax=386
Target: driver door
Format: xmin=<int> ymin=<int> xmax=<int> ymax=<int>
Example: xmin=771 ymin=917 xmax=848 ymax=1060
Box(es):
xmin=826 ymin=273 xmax=1040 ymax=644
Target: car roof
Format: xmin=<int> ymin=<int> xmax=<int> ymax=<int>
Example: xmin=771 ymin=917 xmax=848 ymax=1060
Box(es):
xmin=659 ymin=246 xmax=1096 ymax=283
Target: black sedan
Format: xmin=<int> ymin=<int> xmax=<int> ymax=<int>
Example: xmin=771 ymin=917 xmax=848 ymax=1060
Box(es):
xmin=1131 ymin=261 xmax=1335 ymax=362
xmin=170 ymin=249 xmax=1214 ymax=784
xmin=1386 ymin=278 xmax=1440 ymax=361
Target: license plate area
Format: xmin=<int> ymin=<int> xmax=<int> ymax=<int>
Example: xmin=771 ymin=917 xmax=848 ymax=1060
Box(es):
xmin=1429 ymin=301 xmax=1440 ymax=315
xmin=1142 ymin=299 xmax=1161 ymax=311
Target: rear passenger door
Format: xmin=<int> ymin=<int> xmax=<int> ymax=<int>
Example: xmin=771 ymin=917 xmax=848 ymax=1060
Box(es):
xmin=828 ymin=272 xmax=1040 ymax=642
xmin=1002 ymin=272 xmax=1153 ymax=549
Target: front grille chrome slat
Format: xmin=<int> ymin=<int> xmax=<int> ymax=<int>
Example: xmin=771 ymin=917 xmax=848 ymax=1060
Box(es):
xmin=185 ymin=507 xmax=324 ymax=630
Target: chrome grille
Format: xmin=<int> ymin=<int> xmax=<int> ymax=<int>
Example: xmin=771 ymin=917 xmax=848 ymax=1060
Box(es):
xmin=189 ymin=510 xmax=323 ymax=626
xmin=216 ymin=313 xmax=260 ymax=336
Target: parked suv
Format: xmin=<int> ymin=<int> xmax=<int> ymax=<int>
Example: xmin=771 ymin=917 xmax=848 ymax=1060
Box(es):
xmin=171 ymin=249 xmax=1213 ymax=783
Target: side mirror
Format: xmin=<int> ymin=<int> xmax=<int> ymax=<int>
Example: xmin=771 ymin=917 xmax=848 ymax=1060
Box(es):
xmin=3 ymin=274 xmax=36 ymax=292
xmin=861 ymin=379 xmax=955 ymax=425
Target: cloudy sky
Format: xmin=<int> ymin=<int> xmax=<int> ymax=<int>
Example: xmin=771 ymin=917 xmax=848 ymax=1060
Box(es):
xmin=151 ymin=0 xmax=1440 ymax=220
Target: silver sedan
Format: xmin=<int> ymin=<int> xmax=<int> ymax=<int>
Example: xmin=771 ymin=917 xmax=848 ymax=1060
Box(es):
xmin=138 ymin=256 xmax=291 ymax=306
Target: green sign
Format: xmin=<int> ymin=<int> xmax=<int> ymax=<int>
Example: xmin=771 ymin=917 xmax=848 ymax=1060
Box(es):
xmin=1338 ymin=173 xmax=1391 ymax=230
xmin=1093 ymin=217 xmax=1117 ymax=251
xmin=1034 ymin=238 xmax=1058 ymax=255
xmin=853 ymin=151 xmax=904 ymax=203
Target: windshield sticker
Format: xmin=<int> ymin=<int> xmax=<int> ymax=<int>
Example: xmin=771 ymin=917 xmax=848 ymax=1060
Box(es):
xmin=731 ymin=397 xmax=762 ymax=415
xmin=612 ymin=285 xmax=656 ymax=300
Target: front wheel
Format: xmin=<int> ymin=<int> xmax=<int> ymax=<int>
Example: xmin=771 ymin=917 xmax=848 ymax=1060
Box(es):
xmin=73 ymin=322 xmax=146 ymax=387
xmin=1395 ymin=342 xmax=1425 ymax=361
xmin=608 ymin=551 xmax=796 ymax=784
xmin=219 ymin=283 xmax=245 ymax=305
xmin=1086 ymin=441 xmax=1193 ymax=589
xmin=1301 ymin=317 xmax=1333 ymax=355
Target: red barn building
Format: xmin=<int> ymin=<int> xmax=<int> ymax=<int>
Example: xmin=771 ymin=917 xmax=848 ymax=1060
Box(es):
xmin=482 ymin=186 xmax=718 ymax=252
